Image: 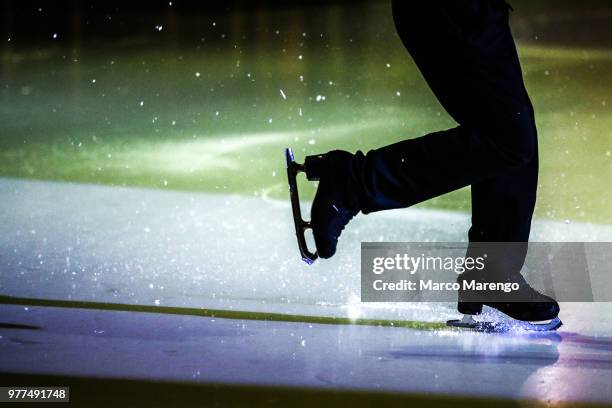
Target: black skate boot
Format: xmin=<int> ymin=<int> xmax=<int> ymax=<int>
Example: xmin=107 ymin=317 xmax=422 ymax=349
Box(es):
xmin=449 ymin=272 xmax=562 ymax=332
xmin=285 ymin=148 xmax=359 ymax=263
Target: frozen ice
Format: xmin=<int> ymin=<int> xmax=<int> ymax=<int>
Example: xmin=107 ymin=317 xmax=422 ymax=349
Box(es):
xmin=2 ymin=178 xmax=612 ymax=329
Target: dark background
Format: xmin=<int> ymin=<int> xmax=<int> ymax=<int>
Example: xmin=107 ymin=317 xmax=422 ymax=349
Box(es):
xmin=4 ymin=0 xmax=612 ymax=47
xmin=2 ymin=0 xmax=373 ymax=44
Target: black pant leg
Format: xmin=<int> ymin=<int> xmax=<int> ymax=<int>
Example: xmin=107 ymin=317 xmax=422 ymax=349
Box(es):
xmin=469 ymin=106 xmax=538 ymax=243
xmin=466 ymin=101 xmax=538 ymax=277
xmin=353 ymin=0 xmax=537 ymax=246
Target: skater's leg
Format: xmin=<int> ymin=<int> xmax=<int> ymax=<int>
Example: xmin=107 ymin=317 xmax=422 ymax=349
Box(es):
xmin=389 ymin=1 xmax=559 ymax=320
xmin=458 ymin=102 xmax=560 ymax=323
xmin=353 ymin=0 xmax=536 ymax=213
xmin=465 ymin=102 xmax=538 ymax=279
xmin=302 ymin=0 xmax=529 ymax=258
xmin=301 ymin=0 xmax=540 ymax=262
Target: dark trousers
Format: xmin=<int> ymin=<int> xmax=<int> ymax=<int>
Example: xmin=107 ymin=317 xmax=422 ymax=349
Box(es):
xmin=351 ymin=0 xmax=537 ymax=273
xmin=354 ymin=0 xmax=536 ymax=258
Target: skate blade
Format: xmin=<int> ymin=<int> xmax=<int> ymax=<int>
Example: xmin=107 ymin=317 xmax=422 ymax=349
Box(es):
xmin=285 ymin=147 xmax=318 ymax=265
xmin=447 ymin=315 xmax=563 ymax=333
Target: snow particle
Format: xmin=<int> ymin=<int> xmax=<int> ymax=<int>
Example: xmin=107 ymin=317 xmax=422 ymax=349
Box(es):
xmin=195 ymin=72 xmax=201 ymax=77
xmin=139 ymin=101 xmax=144 ymax=107
xmin=280 ymin=89 xmax=287 ymax=100
xmin=52 ymin=33 xmax=58 ymax=39
xmin=155 ymin=25 xmax=163 ymax=32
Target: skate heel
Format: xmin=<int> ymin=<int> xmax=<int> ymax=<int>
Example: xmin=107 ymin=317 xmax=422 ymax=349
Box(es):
xmin=457 ymin=301 xmax=483 ymax=315
xmin=304 ymin=154 xmax=326 ymax=181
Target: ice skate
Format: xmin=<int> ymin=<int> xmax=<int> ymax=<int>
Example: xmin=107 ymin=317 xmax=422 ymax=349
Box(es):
xmin=447 ymin=273 xmax=562 ymax=332
xmin=285 ymin=147 xmax=359 ymax=264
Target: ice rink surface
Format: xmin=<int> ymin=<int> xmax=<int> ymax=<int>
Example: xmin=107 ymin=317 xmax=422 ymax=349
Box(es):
xmin=2 ymin=178 xmax=612 ymax=405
